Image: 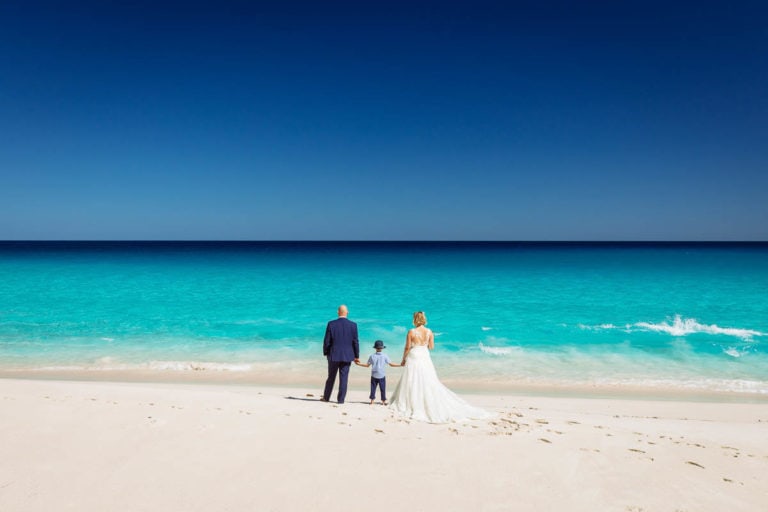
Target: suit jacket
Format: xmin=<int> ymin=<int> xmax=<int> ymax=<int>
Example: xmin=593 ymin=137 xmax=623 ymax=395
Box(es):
xmin=323 ymin=317 xmax=360 ymax=362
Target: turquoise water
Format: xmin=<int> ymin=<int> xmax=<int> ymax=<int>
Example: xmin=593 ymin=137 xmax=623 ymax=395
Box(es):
xmin=1 ymin=242 xmax=766 ymax=394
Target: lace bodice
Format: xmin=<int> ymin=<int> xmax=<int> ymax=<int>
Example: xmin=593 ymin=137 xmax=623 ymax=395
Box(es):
xmin=410 ymin=327 xmax=432 ymax=347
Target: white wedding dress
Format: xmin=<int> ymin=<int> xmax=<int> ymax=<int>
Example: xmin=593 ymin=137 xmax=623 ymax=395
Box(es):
xmin=389 ymin=330 xmax=491 ymax=424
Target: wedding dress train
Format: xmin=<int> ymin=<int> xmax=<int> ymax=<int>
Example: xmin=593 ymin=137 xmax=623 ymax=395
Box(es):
xmin=389 ymin=345 xmax=491 ymax=423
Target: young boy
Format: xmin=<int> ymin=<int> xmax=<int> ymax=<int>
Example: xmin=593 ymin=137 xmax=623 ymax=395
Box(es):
xmin=355 ymin=340 xmax=401 ymax=404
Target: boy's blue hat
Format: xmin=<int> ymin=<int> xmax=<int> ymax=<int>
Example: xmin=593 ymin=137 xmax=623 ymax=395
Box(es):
xmin=373 ymin=340 xmax=386 ymax=349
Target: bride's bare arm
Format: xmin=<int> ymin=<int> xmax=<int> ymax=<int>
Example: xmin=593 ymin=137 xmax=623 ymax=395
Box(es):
xmin=428 ymin=329 xmax=435 ymax=350
xmin=401 ymin=330 xmax=412 ymax=365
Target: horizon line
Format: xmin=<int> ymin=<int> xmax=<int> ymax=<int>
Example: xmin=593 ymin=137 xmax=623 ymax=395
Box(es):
xmin=1 ymin=240 xmax=767 ymax=244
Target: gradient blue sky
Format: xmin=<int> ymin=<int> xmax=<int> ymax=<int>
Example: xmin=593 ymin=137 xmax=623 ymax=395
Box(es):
xmin=1 ymin=1 xmax=766 ymax=240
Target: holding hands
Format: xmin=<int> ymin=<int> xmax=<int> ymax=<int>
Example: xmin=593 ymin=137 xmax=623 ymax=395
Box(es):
xmin=355 ymin=359 xmax=403 ymax=367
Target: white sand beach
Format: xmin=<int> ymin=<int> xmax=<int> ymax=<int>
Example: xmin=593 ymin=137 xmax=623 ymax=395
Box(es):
xmin=1 ymin=378 xmax=766 ymax=511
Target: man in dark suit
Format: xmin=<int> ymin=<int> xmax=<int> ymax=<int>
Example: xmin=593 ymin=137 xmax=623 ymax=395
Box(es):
xmin=322 ymin=304 xmax=360 ymax=404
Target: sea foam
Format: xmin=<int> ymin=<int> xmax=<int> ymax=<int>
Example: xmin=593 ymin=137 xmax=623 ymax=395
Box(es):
xmin=580 ymin=315 xmax=764 ymax=341
xmin=478 ymin=342 xmax=516 ymax=356
xmin=633 ymin=315 xmax=764 ymax=340
xmin=148 ymin=361 xmax=253 ymax=372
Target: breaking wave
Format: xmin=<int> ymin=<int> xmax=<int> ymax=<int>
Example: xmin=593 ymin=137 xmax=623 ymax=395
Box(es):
xmin=579 ymin=315 xmax=764 ymax=341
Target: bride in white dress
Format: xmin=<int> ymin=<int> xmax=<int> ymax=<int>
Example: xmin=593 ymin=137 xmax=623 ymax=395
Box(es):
xmin=389 ymin=311 xmax=491 ymax=423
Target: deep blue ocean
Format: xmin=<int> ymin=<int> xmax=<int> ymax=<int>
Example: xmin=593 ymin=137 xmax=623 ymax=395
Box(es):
xmin=1 ymin=242 xmax=766 ymax=394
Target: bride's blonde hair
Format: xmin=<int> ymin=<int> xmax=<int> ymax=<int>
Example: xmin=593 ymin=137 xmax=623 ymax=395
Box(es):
xmin=413 ymin=311 xmax=427 ymax=327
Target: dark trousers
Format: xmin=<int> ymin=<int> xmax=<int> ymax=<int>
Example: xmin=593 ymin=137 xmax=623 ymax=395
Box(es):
xmin=369 ymin=376 xmax=386 ymax=401
xmin=324 ymin=360 xmax=351 ymax=403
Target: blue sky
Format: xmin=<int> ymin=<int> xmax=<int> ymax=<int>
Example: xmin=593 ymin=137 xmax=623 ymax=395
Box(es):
xmin=1 ymin=1 xmax=766 ymax=240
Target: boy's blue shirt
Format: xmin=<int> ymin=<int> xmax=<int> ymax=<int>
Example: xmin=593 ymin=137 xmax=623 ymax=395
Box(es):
xmin=367 ymin=352 xmax=391 ymax=379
